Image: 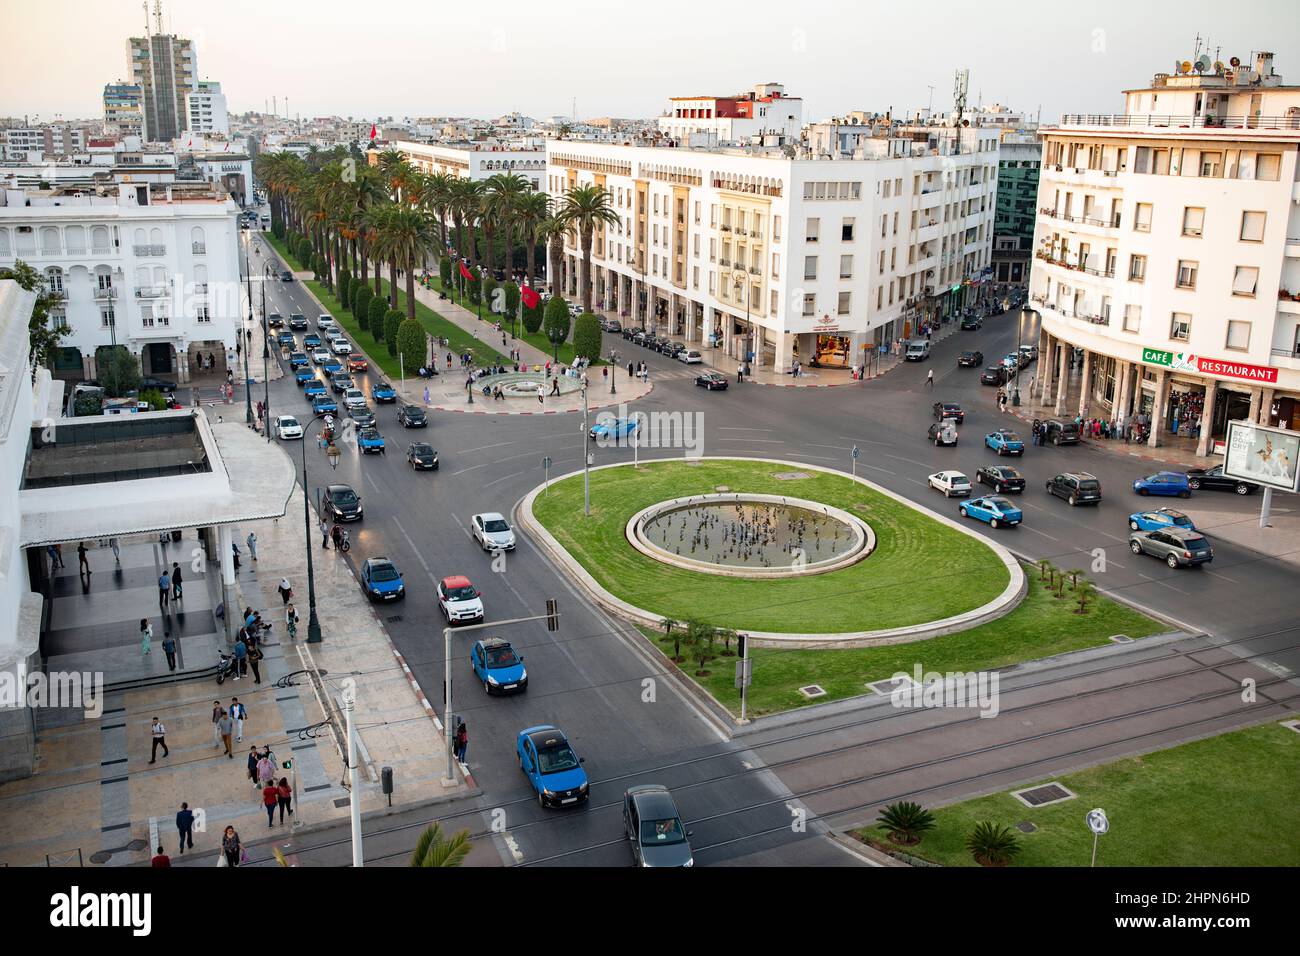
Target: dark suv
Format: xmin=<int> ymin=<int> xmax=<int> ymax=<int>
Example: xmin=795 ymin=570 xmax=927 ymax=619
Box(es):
xmin=1043 ymin=420 xmax=1081 ymax=445
xmin=323 ymin=483 xmax=363 ymax=521
xmin=1046 ymin=472 xmax=1101 ymax=506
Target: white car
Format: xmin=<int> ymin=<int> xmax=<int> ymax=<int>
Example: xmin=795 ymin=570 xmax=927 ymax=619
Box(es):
xmin=471 ymin=512 xmax=516 ymax=552
xmin=928 ymin=470 xmax=972 ymax=498
xmin=275 ymin=415 xmax=303 ymax=439
xmin=678 ymin=350 xmax=704 ymax=364
xmin=568 ymin=303 xmax=584 ymax=318
xmin=437 ymin=575 xmax=484 ymax=624
xmin=311 ymin=348 xmax=331 ymax=364
xmin=331 ymin=338 xmax=352 ymax=355
xmin=318 ymin=314 xmax=335 ymax=331
xmin=343 ymin=388 xmax=367 ymax=409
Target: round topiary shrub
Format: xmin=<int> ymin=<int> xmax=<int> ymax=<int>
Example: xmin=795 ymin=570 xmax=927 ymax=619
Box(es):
xmin=384 ymin=309 xmax=403 ymax=356
xmin=573 ymin=312 xmax=601 ymax=361
xmin=542 ymin=295 xmax=571 ymax=354
xmin=522 ymin=299 xmax=543 ymax=334
xmin=368 ymin=296 xmax=387 ymax=340
xmin=396 ymin=319 xmax=426 ymax=375
xmin=482 ymin=277 xmax=498 ymax=316
xmin=439 ymin=256 xmax=452 ymax=290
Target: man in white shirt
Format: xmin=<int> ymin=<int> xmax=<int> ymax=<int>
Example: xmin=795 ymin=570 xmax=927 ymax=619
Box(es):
xmin=230 ymin=697 xmax=247 ymax=742
xmin=150 ymin=717 xmax=169 ymax=763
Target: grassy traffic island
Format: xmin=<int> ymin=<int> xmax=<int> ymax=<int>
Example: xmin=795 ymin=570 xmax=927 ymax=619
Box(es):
xmin=852 ymin=719 xmax=1300 ymax=866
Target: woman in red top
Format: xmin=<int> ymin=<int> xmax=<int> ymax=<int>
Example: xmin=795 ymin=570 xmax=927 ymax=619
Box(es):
xmin=276 ymin=777 xmax=293 ymax=824
xmin=262 ymin=782 xmax=279 ymax=827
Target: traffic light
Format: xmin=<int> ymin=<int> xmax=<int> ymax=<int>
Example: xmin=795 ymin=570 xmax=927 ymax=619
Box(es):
xmin=737 ymin=633 xmax=747 ymax=658
xmin=546 ymin=598 xmax=559 ymax=632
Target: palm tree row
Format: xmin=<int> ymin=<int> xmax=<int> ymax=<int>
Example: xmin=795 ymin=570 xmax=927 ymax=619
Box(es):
xmin=255 ymin=149 xmax=621 ymax=322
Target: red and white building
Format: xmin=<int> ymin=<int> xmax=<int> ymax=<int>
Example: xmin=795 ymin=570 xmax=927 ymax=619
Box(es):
xmin=658 ymin=83 xmax=803 ymax=146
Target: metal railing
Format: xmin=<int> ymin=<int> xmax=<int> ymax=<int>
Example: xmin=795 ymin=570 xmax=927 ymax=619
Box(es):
xmin=93 ymin=286 xmax=117 ymax=300
xmin=1037 ymin=208 xmax=1119 ymax=229
xmin=135 ymin=286 xmax=166 ymax=298
xmin=748 ymin=266 xmax=762 ymax=276
xmin=133 ymin=244 xmax=166 ymax=257
xmin=1271 ymin=347 xmax=1300 ymax=358
xmin=192 ymin=243 xmax=206 ymax=255
xmin=1058 ymin=113 xmax=1300 ymax=130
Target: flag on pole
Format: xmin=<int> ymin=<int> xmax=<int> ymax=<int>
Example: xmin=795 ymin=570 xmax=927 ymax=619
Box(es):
xmin=521 ymin=285 xmax=540 ymax=310
xmin=458 ymin=260 xmax=474 ymax=281
xmin=369 ymin=124 xmax=378 ymax=142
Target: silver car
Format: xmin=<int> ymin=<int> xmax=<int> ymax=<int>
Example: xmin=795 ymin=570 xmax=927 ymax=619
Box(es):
xmin=1128 ymin=527 xmax=1213 ymax=568
xmin=623 ymin=785 xmax=693 ymax=868
xmin=471 ymin=512 xmax=516 ymax=552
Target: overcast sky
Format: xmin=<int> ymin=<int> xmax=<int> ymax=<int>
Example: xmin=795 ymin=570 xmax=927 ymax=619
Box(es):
xmin=3 ymin=0 xmax=1298 ymax=124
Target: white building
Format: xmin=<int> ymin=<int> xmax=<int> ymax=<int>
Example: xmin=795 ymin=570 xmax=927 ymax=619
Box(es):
xmin=1030 ymin=51 xmax=1300 ymax=454
xmin=546 ymin=127 xmax=998 ymax=370
xmin=0 ymin=180 xmax=242 ymax=384
xmin=2 ymin=126 xmax=89 ymax=162
xmin=659 ymin=83 xmax=803 ymax=147
xmin=376 ymin=141 xmax=546 ymax=190
xmin=186 ymin=80 xmax=229 ymax=137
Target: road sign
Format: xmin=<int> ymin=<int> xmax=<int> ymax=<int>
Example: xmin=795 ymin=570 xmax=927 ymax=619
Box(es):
xmin=1086 ymin=808 xmax=1109 ymax=835
xmin=851 ymin=445 xmax=860 ymax=459
xmin=734 ymin=658 xmax=753 ymax=689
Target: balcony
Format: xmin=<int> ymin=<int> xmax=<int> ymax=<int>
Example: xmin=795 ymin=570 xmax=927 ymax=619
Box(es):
xmin=1034 ymin=250 xmax=1115 ymax=279
xmin=748 ymin=266 xmax=762 ymax=276
xmin=1038 ymin=207 xmax=1119 ymax=231
xmin=720 ymin=224 xmax=732 ymax=233
xmin=47 ymin=289 xmax=67 ymax=302
xmin=133 ymin=244 xmax=166 ymax=257
xmin=192 ymin=243 xmax=206 ymax=255
xmin=93 ymin=286 xmax=118 ymax=300
xmin=1057 ymin=113 xmax=1300 ymax=131
xmin=135 ymin=286 xmax=167 ymax=298
xmin=91 ymin=245 xmax=115 ymax=256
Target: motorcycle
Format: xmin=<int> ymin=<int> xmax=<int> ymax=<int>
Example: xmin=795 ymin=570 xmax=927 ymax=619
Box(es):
xmin=216 ymin=652 xmax=237 ymax=685
xmin=331 ymin=528 xmax=351 ymax=553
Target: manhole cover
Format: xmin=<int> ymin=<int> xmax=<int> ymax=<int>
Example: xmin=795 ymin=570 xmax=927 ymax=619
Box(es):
xmin=333 ymin=797 xmax=351 ymax=809
xmin=868 ymin=674 xmax=919 ymax=696
xmin=772 ymin=472 xmax=812 ymax=481
xmin=125 ymin=838 xmax=148 ymax=852
xmin=387 ymin=615 xmax=404 ymax=623
xmin=798 ymin=684 xmax=827 ymax=699
xmin=89 ymin=850 xmax=114 ymax=864
xmin=1016 ymin=821 xmax=1038 ymax=833
xmin=1109 ymin=634 xmax=1134 ymax=644
xmin=1011 ymin=782 xmax=1076 ymax=807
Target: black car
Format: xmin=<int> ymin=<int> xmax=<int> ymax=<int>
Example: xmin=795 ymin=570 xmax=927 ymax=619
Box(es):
xmin=288 ymin=315 xmax=309 ymax=331
xmin=1046 ymin=472 xmax=1102 ymax=506
xmin=960 ymin=316 xmax=983 ymax=331
xmin=602 ymin=319 xmax=623 ymax=333
xmin=398 ymin=405 xmax=428 ymax=428
xmin=933 ymin=401 xmax=964 ymax=423
xmin=695 ymin=370 xmax=729 ymax=391
xmin=138 ymin=376 xmax=178 ymax=392
xmin=976 ymin=465 xmax=1026 ymax=494
xmin=323 ymin=483 xmax=363 ymax=521
xmin=958 ymin=350 xmax=984 ymax=368
xmin=622 ymin=326 xmax=644 ymax=341
xmin=280 ymin=271 xmax=294 ymax=282
xmin=406 ymin=442 xmax=438 ymax=470
xmin=927 ymin=422 xmax=959 ymax=446
xmin=329 ymin=374 xmax=354 ymax=394
xmin=348 ymin=406 xmax=376 ymax=429
xmin=1043 ymin=420 xmax=1081 ymax=445
xmin=267 ymin=313 xmax=285 ymax=329
xmin=980 ymin=366 xmax=1009 ymax=386
xmin=664 ymin=342 xmax=687 ymax=358
xmin=632 ymin=331 xmax=652 ymax=346
xmin=1185 ymin=464 xmax=1258 ymax=495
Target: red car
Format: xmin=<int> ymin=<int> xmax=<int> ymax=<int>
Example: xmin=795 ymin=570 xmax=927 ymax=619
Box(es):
xmin=347 ymin=355 xmax=368 ymax=373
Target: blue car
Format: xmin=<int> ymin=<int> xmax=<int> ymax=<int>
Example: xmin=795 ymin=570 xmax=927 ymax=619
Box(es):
xmin=984 ymin=429 xmax=1025 ymax=456
xmin=322 ymin=358 xmax=344 ymax=375
xmin=516 ymin=725 xmax=588 ymax=808
xmin=357 ymin=426 xmax=385 ymax=454
xmin=371 ymin=381 xmax=397 ymax=403
xmin=288 ymin=352 xmax=309 ymax=369
xmin=959 ymin=495 xmax=1023 ymax=528
xmin=276 ymin=331 xmax=295 ymax=348
xmin=295 ymin=368 xmax=316 ymax=386
xmin=470 ymin=638 xmax=527 ymax=694
xmin=360 ymin=557 xmax=404 ymax=601
xmin=1129 ymin=508 xmax=1196 ymax=532
xmin=311 ymin=395 xmax=338 ymax=415
xmin=303 ymin=333 xmax=322 ymax=349
xmin=589 ymin=417 xmax=639 ymax=441
xmin=303 ymin=379 xmax=327 ymax=399
xmin=1134 ymin=471 xmax=1191 ymax=498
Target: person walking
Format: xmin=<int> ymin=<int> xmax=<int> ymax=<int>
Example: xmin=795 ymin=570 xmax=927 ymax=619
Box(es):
xmin=262 ymin=780 xmax=279 ymax=827
xmin=151 ymin=846 xmax=171 ymax=867
xmin=157 ymin=569 xmax=170 ymax=610
xmin=231 ymin=542 xmax=241 ymax=572
xmin=221 ymin=826 xmax=242 ymax=867
xmin=140 ymin=618 xmax=152 ymax=657
xmin=926 ymin=368 xmax=934 ymax=388
xmin=217 ymin=709 xmax=234 ymax=758
xmin=277 ymin=777 xmax=293 ymax=824
xmin=176 ymin=802 xmax=195 ymax=854
xmin=627 ymin=361 xmax=634 ymax=379
xmin=278 ymin=578 xmax=293 ymax=606
xmin=232 ymin=635 xmax=247 ymax=680
xmin=257 ymin=749 xmax=277 ymax=788
xmin=77 ymin=541 xmax=91 ymax=575
xmin=108 ymin=538 xmax=120 ymax=565
xmin=161 ymin=633 xmax=177 ymax=671
xmin=454 ymin=720 xmax=468 ymax=764
xmin=320 ymin=515 xmax=330 ymax=549
xmin=245 ymin=531 xmax=258 ymax=562
xmin=550 ymin=376 xmax=560 ymax=396
xmin=230 ymin=697 xmax=246 ymax=742
xmin=149 ymin=716 xmax=169 ymax=763
xmin=246 ymin=746 xmax=261 ymax=787
xmin=171 ymin=562 xmax=183 ymax=601
xmin=248 ymin=644 xmax=262 ymax=685
xmin=285 ymin=603 xmax=299 ymax=641
xmin=211 ymin=700 xmax=224 ymax=748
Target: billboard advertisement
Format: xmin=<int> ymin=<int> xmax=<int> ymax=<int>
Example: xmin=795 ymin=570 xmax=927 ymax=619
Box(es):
xmin=1222 ymin=420 xmax=1300 ymax=493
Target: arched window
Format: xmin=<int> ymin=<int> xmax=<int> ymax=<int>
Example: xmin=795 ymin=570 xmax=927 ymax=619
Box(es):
xmin=91 ymin=226 xmax=110 ymax=253
xmin=40 ymin=226 xmax=61 ymax=255
xmin=65 ymin=225 xmax=86 ymax=255
xmin=193 ymin=264 xmax=208 ymax=293
xmin=191 ymin=226 xmax=206 ymax=254
xmin=45 ymin=266 xmax=64 ymax=293
xmin=149 ymin=227 xmax=164 ymax=247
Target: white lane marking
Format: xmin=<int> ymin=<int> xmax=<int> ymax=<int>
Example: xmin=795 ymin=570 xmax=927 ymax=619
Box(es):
xmin=502 ymin=831 xmax=525 ymax=863
xmin=790 ymin=454 xmax=838 ymax=462
xmin=883 ymin=452 xmax=934 ymax=468
xmin=392 ymin=516 xmax=439 ymax=585
xmin=1095 ymin=531 xmax=1125 ymax=543
xmin=905 ymin=477 xmax=925 ymax=486
xmin=1203 ymin=569 xmax=1238 ymax=584
xmin=835 ymin=437 xmax=892 ymax=445
xmin=1022 ymin=526 xmax=1059 ymax=542
xmin=483 ymin=470 xmax=525 ymax=488
xmin=716 ymin=438 xmax=785 ymax=443
xmin=458 ymin=440 xmax=515 ymax=454
xmin=719 ymin=427 xmax=773 ymax=431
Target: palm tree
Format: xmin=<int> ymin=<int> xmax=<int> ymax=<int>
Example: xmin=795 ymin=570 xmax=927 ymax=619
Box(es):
xmin=377 ymin=149 xmax=412 ymax=202
xmin=484 ymin=173 xmax=530 ymax=280
xmin=539 ymin=209 xmax=568 ymax=296
xmin=659 ymin=618 xmax=681 ymax=662
xmin=449 ymin=178 xmax=485 ymax=270
xmin=558 ymin=184 xmax=619 ymax=314
xmin=420 ymin=172 xmax=456 ymax=252
xmin=376 ymin=205 xmax=438 ymax=320
xmin=876 ymin=801 xmax=937 ymax=845
xmin=409 ymin=822 xmax=472 ymax=867
xmin=965 ymin=822 xmax=1022 ymax=866
xmin=513 ymin=191 xmax=550 ymax=293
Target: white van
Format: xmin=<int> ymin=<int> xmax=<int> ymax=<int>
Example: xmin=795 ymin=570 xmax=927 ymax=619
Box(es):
xmin=905 ymin=340 xmax=931 ymax=361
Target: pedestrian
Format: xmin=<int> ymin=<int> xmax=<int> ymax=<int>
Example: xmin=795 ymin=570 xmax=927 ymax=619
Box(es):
xmin=46 ymin=545 xmax=61 ymax=569
xmin=230 ymin=697 xmax=246 ymax=742
xmin=286 ymin=602 xmax=299 ymax=640
xmin=247 ymin=746 xmax=260 ymax=786
xmin=926 ymin=368 xmax=934 ymax=388
xmin=232 ymin=542 xmax=241 ymax=572
xmin=149 ymin=716 xmax=169 ymax=763
xmin=151 ymin=846 xmax=171 ymax=868
xmin=454 ymin=720 xmax=468 ymax=764
xmin=221 ymin=826 xmax=242 ymax=867
xmin=423 ymin=386 xmax=430 ymax=406
xmin=262 ymin=780 xmax=279 ymax=827
xmin=109 ymin=538 xmax=120 ymax=564
xmin=277 ymin=578 xmax=293 ymax=607
xmin=257 ymin=749 xmax=276 ymax=787
xmin=176 ymin=802 xmax=194 ymax=854
xmin=550 ymin=377 xmax=560 ymax=396
xmin=536 ymin=384 xmax=544 ymax=405
xmin=161 ymin=633 xmax=177 ymax=671
xmin=157 ymin=569 xmax=170 ymax=610
xmin=233 ymin=635 xmax=247 ymax=679
xmin=140 ymin=618 xmax=152 ymax=656
xmin=171 ymin=562 xmax=183 ymax=600
xmin=248 ymin=644 xmax=262 ymax=685
xmin=277 ymin=777 xmax=293 ymax=823
xmin=77 ymin=541 xmax=90 ymax=575
xmin=320 ymin=516 xmax=330 ymax=549
xmin=246 ymin=531 xmax=258 ymax=562
xmin=641 ymin=366 xmax=649 ymax=384
xmin=218 ymin=710 xmax=234 ymax=758
xmin=627 ymin=361 xmax=634 ymax=379
xmin=211 ymin=700 xmax=224 ymax=747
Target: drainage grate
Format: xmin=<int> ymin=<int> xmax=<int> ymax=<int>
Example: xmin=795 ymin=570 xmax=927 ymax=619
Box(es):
xmin=333 ymin=797 xmax=351 ymax=809
xmin=387 ymin=614 xmax=404 ymax=623
xmin=868 ymin=674 xmax=919 ymax=696
xmin=1109 ymin=634 xmax=1134 ymax=644
xmin=1011 ymin=782 xmax=1077 ymax=808
xmin=1016 ymin=821 xmax=1038 ymax=833
xmin=798 ymin=684 xmax=827 ymax=699
xmin=89 ymin=850 xmax=114 ymax=864
xmin=126 ymin=838 xmax=148 ymax=852
xmin=772 ymin=471 xmax=812 ymax=481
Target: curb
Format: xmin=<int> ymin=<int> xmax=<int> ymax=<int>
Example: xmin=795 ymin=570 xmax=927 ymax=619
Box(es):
xmin=1003 ymin=408 xmax=1209 ymax=471
xmin=425 ymin=383 xmax=656 ymax=416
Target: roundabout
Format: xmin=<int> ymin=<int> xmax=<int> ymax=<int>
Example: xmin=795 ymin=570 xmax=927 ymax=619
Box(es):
xmin=520 ymin=458 xmax=1026 ymax=646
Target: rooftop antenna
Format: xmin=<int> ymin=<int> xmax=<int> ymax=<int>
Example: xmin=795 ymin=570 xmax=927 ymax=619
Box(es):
xmin=153 ymin=0 xmax=164 ymax=35
xmin=142 ymin=0 xmax=150 ymax=37
xmin=926 ymin=85 xmax=935 ymax=115
xmin=953 ymin=68 xmax=969 ymax=152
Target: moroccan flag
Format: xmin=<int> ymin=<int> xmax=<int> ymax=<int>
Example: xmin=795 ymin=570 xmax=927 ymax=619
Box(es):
xmin=369 ymin=124 xmax=378 ymax=141
xmin=458 ymin=260 xmax=474 ymax=281
xmin=521 ymin=285 xmax=540 ymax=310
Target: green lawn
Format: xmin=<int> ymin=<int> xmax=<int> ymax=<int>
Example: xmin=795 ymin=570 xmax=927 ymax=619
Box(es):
xmin=641 ymin=564 xmax=1163 ymax=715
xmin=532 ymin=459 xmax=1012 ymax=637
xmin=437 ymin=279 xmax=606 ymax=366
xmin=854 ymin=720 xmax=1300 ymax=866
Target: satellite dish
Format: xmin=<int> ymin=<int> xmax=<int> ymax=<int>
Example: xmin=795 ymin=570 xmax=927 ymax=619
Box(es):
xmin=1230 ymin=55 xmax=1241 ymax=67
xmin=1180 ymin=60 xmax=1193 ymax=74
xmin=1195 ymin=55 xmax=1211 ymax=73
xmin=1213 ymin=61 xmax=1225 ymax=73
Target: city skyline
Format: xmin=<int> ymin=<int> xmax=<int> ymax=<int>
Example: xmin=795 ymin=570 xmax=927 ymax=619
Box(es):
xmin=4 ymin=0 xmax=1299 ymax=125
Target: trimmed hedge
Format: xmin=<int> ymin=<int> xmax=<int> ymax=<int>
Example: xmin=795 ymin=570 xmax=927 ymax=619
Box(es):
xmin=522 ymin=299 xmax=543 ymax=334
xmin=573 ymin=312 xmax=602 ymax=360
xmin=384 ymin=309 xmax=402 ymax=356
xmin=339 ymin=271 xmax=352 ymax=311
xmin=543 ymin=295 xmax=571 ymax=351
xmin=439 ymin=256 xmax=452 ymax=290
xmin=482 ymin=277 xmax=499 ymax=317
xmin=396 ymin=318 xmax=426 ymax=376
xmin=354 ymin=285 xmax=374 ymax=334
xmin=368 ymin=296 xmax=387 ymax=340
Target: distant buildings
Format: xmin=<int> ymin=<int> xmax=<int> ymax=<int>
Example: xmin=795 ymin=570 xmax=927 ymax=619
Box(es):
xmin=375 ymin=141 xmax=546 ymax=189
xmin=658 ymin=83 xmax=803 ymax=147
xmin=126 ymin=30 xmax=198 ymax=142
xmin=103 ymin=82 xmax=145 ymax=139
xmin=186 ymin=81 xmax=229 ymax=137
xmin=992 ymin=134 xmax=1041 ymax=286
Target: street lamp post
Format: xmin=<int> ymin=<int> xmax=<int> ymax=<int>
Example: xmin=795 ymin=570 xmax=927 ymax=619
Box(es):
xmin=242 ymin=241 xmax=254 ymax=424
xmin=1014 ymin=303 xmax=1037 ymax=406
xmin=609 ymin=349 xmax=617 ymax=395
xmin=582 ymin=378 xmax=590 ymax=516
xmin=261 ymin=263 xmax=275 ymax=441
xmin=299 ymin=412 xmax=331 ymax=643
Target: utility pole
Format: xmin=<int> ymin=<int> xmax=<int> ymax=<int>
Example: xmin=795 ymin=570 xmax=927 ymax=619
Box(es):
xmin=344 ymin=689 xmax=363 ymax=866
xmin=582 ymin=379 xmax=591 ymax=516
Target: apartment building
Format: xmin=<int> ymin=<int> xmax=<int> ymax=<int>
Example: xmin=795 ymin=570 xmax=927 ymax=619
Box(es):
xmin=0 ymin=180 xmax=242 ymax=383
xmin=658 ymin=83 xmax=804 ymax=146
xmin=186 ymin=81 xmax=229 ymax=137
xmin=546 ymin=127 xmax=998 ymax=371
xmin=1030 ymin=51 xmax=1300 ymax=453
xmin=104 ymin=82 xmax=146 ymax=139
xmin=374 ymin=141 xmax=546 ymax=189
xmin=993 ymin=134 xmax=1041 ymax=285
xmin=2 ymin=125 xmax=89 ymax=162
xmin=127 ymin=31 xmax=198 ymax=142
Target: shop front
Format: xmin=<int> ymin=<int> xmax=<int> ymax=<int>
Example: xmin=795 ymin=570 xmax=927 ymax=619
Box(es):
xmin=1270 ymin=394 xmax=1300 ymax=431
xmin=1165 ymin=378 xmax=1206 ymax=439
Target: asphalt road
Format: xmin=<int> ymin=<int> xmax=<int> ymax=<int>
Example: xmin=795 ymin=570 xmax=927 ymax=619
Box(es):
xmin=245 ymin=233 xmax=1299 ymax=867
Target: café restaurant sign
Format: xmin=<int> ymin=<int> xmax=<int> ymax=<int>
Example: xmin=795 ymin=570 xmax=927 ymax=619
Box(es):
xmin=1140 ymin=348 xmax=1278 ymax=385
